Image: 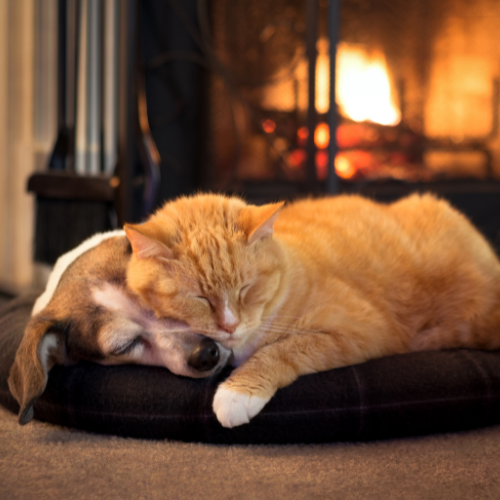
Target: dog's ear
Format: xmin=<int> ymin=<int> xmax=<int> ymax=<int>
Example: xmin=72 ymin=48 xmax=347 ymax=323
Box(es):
xmin=8 ymin=316 xmax=67 ymax=425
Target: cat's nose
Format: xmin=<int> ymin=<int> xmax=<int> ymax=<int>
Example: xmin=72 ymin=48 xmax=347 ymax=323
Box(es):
xmin=218 ymin=305 xmax=239 ymax=334
xmin=218 ymin=319 xmax=239 ymax=334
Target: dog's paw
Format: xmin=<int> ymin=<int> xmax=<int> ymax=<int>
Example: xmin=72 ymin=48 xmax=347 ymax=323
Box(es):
xmin=213 ymin=385 xmax=270 ymax=428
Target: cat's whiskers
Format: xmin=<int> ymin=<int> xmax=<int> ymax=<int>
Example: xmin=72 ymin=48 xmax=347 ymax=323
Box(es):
xmin=255 ymin=318 xmax=325 ymax=337
xmin=234 ymin=321 xmax=314 ymax=338
xmin=260 ymin=325 xmax=312 ymax=336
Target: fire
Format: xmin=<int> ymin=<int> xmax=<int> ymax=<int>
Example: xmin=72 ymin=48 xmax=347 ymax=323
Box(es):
xmin=336 ymin=43 xmax=400 ymax=125
xmin=315 ymin=150 xmax=328 ymax=180
xmin=262 ymin=119 xmax=276 ymax=134
xmin=316 ymin=39 xmax=330 ymax=114
xmin=297 ymin=126 xmax=309 ymax=146
xmin=315 ymin=40 xmax=400 ymax=126
xmin=314 ymin=123 xmax=330 ymax=149
xmin=334 ymin=155 xmax=356 ymax=179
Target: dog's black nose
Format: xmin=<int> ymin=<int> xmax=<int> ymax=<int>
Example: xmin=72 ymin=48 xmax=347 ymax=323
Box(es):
xmin=188 ymin=338 xmax=219 ymax=372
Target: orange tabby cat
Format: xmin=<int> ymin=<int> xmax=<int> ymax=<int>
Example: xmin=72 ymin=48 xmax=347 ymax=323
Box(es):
xmin=124 ymin=193 xmax=500 ymax=428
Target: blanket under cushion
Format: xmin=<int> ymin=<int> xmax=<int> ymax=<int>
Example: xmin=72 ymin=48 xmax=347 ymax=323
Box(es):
xmin=1 ymin=293 xmax=500 ymax=444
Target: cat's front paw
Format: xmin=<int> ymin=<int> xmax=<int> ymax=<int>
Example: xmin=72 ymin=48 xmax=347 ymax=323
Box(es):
xmin=213 ymin=385 xmax=270 ymax=428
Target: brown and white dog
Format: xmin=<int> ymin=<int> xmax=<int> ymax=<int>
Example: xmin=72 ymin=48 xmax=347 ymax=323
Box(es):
xmin=8 ymin=230 xmax=232 ymax=425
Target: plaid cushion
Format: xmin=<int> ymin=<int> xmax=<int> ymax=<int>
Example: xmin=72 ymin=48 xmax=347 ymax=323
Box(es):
xmin=1 ymin=293 xmax=500 ymax=444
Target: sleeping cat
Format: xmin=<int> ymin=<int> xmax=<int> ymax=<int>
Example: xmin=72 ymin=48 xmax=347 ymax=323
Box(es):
xmin=124 ymin=193 xmax=500 ymax=428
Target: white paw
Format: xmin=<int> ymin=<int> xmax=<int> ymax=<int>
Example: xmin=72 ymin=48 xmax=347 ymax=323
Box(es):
xmin=213 ymin=386 xmax=270 ymax=428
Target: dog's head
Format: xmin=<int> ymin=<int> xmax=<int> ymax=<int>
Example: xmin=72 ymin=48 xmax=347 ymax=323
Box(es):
xmin=8 ymin=295 xmax=232 ymax=425
xmin=8 ymin=232 xmax=232 ymax=425
xmin=90 ymin=281 xmax=233 ymax=379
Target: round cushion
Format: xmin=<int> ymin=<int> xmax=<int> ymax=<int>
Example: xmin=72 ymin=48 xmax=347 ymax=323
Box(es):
xmin=1 ymin=293 xmax=500 ymax=444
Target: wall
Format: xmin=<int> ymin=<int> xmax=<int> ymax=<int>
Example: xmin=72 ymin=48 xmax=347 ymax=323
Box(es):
xmin=0 ymin=0 xmax=57 ymax=293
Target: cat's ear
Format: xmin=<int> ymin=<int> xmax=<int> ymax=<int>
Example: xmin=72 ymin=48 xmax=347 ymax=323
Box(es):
xmin=238 ymin=202 xmax=285 ymax=245
xmin=124 ymin=224 xmax=174 ymax=260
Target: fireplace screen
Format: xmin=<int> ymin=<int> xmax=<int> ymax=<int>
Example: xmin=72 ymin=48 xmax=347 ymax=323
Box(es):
xmin=201 ymin=0 xmax=500 ymax=192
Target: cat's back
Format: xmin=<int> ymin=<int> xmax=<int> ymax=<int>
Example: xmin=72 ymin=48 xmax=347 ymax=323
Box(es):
xmin=275 ymin=195 xmax=385 ymax=230
xmin=273 ymin=193 xmax=499 ymax=279
xmin=274 ymin=193 xmax=481 ymax=250
xmin=274 ymin=194 xmax=397 ymax=251
xmin=272 ymin=195 xmax=408 ymax=282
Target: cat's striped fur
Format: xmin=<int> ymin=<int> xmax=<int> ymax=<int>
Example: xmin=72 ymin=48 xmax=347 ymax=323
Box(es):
xmin=125 ymin=193 xmax=500 ymax=427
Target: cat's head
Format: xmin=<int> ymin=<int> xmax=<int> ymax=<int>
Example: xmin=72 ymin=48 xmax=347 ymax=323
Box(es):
xmin=124 ymin=194 xmax=285 ymax=349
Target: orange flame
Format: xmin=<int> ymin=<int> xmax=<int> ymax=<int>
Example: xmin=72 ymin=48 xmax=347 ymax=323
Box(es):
xmin=315 ymin=150 xmax=329 ymax=180
xmin=336 ymin=44 xmax=400 ymax=125
xmin=335 ymin=155 xmax=356 ymax=179
xmin=297 ymin=126 xmax=309 ymax=146
xmin=314 ymin=123 xmax=330 ymax=149
xmin=315 ymin=40 xmax=400 ymax=126
xmin=262 ymin=119 xmax=276 ymax=134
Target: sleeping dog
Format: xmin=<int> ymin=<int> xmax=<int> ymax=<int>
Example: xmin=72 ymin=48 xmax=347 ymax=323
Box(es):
xmin=8 ymin=230 xmax=233 ymax=425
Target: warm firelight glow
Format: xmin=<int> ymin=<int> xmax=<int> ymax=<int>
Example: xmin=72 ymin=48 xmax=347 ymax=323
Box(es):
xmin=335 ymin=155 xmax=356 ymax=179
xmin=316 ymin=39 xmax=330 ymax=114
xmin=336 ymin=43 xmax=400 ymax=125
xmin=262 ymin=119 xmax=276 ymax=134
xmin=314 ymin=123 xmax=330 ymax=149
xmin=297 ymin=126 xmax=309 ymax=146
xmin=315 ymin=150 xmax=328 ymax=180
xmin=289 ymin=148 xmax=307 ymax=169
xmin=314 ymin=40 xmax=401 ymax=126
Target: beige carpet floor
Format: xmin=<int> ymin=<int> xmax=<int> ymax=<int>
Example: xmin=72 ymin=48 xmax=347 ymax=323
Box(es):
xmin=1 ymin=405 xmax=500 ymax=500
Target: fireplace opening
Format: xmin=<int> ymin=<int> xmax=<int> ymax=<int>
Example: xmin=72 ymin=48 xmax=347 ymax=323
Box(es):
xmin=140 ymin=0 xmax=500 ymax=249
xmin=191 ymin=0 xmax=500 ymax=192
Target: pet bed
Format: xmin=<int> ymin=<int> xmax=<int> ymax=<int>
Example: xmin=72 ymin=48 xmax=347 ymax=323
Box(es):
xmin=1 ymin=293 xmax=500 ymax=444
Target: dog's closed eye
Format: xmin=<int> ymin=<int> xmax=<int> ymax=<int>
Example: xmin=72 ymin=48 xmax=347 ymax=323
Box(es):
xmin=112 ymin=336 xmax=144 ymax=356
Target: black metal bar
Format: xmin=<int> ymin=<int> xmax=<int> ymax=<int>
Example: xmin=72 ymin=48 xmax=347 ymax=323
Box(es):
xmin=327 ymin=0 xmax=340 ymax=194
xmin=305 ymin=0 xmax=319 ymax=193
xmin=117 ymin=0 xmax=138 ymax=225
xmin=136 ymin=19 xmax=161 ymax=218
xmin=47 ymin=0 xmax=69 ymax=171
xmin=398 ymin=78 xmax=405 ymax=124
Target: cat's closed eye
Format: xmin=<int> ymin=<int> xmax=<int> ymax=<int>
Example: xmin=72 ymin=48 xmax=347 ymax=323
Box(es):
xmin=196 ymin=296 xmax=214 ymax=310
xmin=238 ymin=284 xmax=251 ymax=301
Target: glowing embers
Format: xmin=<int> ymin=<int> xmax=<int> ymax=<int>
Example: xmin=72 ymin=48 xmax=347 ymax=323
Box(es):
xmin=314 ymin=123 xmax=330 ymax=149
xmin=262 ymin=119 xmax=426 ymax=183
xmin=334 ymin=155 xmax=356 ymax=179
xmin=255 ymin=41 xmax=418 ymax=182
xmin=335 ymin=122 xmax=424 ymax=181
xmin=287 ymin=124 xmax=331 ymax=180
xmin=281 ymin=40 xmax=408 ymax=182
xmin=262 ymin=119 xmax=276 ymax=134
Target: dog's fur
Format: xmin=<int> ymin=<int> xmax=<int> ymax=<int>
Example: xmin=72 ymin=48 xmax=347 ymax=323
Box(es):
xmin=8 ymin=231 xmax=232 ymax=425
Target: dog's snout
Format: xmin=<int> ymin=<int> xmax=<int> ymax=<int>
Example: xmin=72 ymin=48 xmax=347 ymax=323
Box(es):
xmin=188 ymin=337 xmax=220 ymax=372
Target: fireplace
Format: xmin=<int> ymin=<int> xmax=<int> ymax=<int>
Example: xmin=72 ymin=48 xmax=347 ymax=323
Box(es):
xmin=184 ymin=0 xmax=500 ymax=191
xmin=139 ymin=0 xmax=500 ymax=248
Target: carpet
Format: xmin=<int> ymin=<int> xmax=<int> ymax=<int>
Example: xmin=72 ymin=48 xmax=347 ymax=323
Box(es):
xmin=1 ymin=404 xmax=499 ymax=500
